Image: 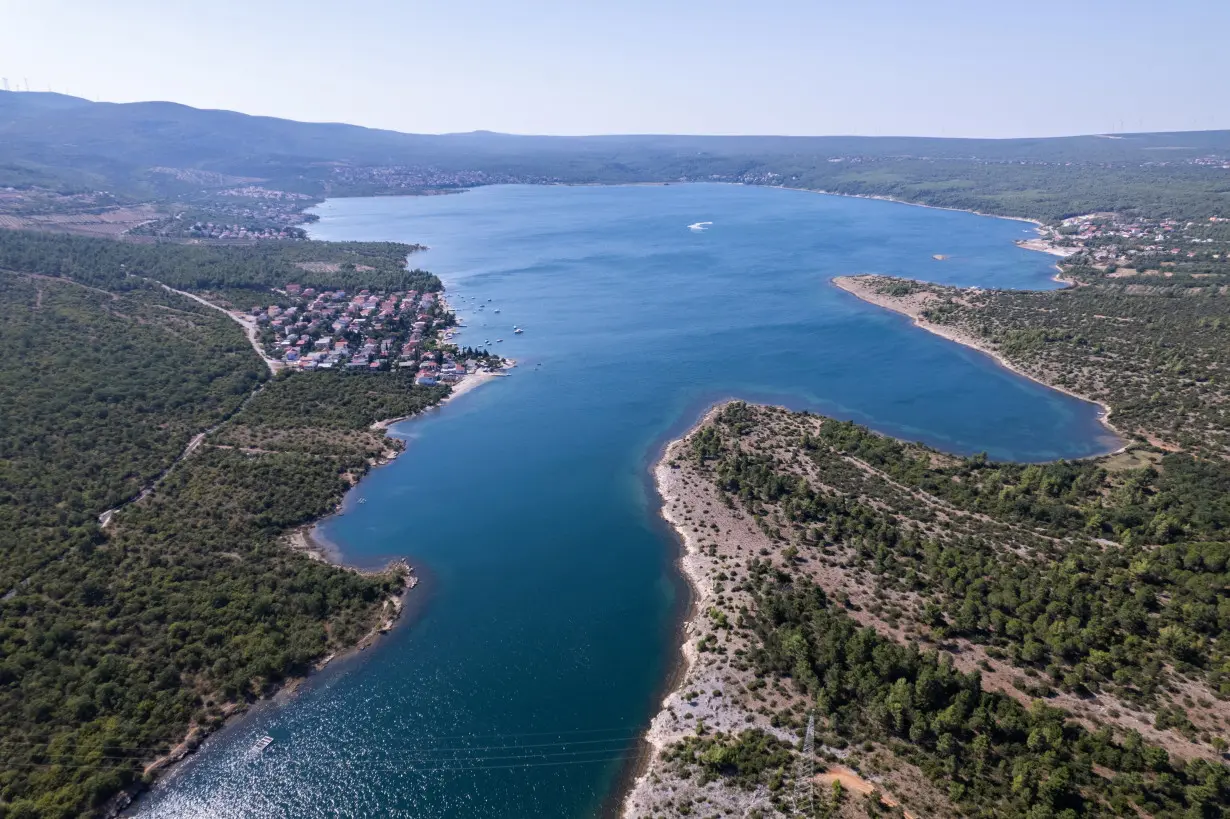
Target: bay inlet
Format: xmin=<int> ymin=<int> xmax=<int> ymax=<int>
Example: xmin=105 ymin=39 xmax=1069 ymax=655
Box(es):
xmin=132 ymin=184 xmax=1117 ymax=818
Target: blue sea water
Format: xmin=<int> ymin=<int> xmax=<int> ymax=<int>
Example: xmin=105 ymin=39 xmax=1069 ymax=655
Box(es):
xmin=133 ymin=184 xmax=1117 ymax=818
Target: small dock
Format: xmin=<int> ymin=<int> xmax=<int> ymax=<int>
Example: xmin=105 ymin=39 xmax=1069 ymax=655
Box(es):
xmin=247 ymin=735 xmax=274 ymax=757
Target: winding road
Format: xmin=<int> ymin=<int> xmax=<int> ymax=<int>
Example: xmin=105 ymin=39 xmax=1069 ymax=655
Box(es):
xmin=156 ymin=283 xmax=284 ymax=374
xmin=96 ymin=283 xmax=278 ymax=528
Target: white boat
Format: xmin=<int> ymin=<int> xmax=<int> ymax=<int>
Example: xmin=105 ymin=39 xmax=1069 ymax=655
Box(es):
xmin=514 ymin=327 xmax=523 ymax=334
xmin=496 ymin=338 xmax=504 ymax=343
xmin=494 ymin=309 xmax=501 ymax=313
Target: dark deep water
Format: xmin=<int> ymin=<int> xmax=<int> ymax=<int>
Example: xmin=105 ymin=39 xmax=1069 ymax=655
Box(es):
xmin=133 ymin=184 xmax=1117 ymax=818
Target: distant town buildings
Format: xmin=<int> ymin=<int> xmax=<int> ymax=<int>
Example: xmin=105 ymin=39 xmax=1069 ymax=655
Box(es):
xmin=183 ymin=221 xmax=307 ymax=240
xmin=1052 ymin=213 xmax=1229 ymax=270
xmin=327 ymin=165 xmax=562 ymax=190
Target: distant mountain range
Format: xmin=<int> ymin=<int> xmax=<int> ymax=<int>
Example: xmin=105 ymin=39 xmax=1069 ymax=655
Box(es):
xmin=2 ymin=90 xmax=1228 ymax=219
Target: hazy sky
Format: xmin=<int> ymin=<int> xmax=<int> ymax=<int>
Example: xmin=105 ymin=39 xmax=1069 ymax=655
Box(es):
xmin=3 ymin=0 xmax=1227 ymax=138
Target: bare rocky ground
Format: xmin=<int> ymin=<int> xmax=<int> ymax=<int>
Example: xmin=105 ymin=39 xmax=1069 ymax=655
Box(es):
xmin=624 ymin=408 xmax=961 ymax=819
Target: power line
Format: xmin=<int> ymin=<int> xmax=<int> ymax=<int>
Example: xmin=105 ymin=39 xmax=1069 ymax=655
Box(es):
xmin=0 ymin=734 xmax=644 ymax=763
xmin=793 ymin=712 xmax=815 ymax=817
xmin=0 ymin=724 xmax=647 ymax=756
xmin=0 ymin=748 xmax=641 ymax=774
xmin=0 ymin=722 xmax=646 ymax=745
xmin=0 ymin=746 xmax=642 ymax=767
xmin=0 ymin=729 xmax=649 ymax=763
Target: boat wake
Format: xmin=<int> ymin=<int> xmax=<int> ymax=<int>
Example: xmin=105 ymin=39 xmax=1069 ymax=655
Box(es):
xmin=687 ymin=221 xmax=713 ymax=231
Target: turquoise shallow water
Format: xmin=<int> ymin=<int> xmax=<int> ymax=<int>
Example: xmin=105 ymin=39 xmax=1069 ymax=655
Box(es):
xmin=133 ymin=184 xmax=1117 ymax=818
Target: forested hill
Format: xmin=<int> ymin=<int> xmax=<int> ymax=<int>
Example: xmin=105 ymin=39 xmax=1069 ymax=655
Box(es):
xmin=0 ymin=232 xmax=448 ymax=817
xmin=4 ymin=90 xmax=1228 ymax=169
xmin=3 ymin=90 xmax=1229 ymax=220
xmin=0 ymin=229 xmax=438 ymax=293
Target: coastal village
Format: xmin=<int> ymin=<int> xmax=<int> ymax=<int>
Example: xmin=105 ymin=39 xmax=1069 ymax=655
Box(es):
xmin=252 ymin=283 xmax=504 ymax=385
xmin=1025 ymin=213 xmax=1229 ymax=275
xmin=181 ymin=221 xmax=307 ymax=241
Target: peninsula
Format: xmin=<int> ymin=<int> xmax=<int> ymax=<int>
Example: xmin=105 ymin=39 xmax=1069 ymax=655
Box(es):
xmin=627 ymin=215 xmax=1230 ymax=817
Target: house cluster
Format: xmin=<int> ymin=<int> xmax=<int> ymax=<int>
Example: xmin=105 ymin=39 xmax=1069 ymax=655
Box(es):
xmin=217 ymin=186 xmax=314 ymax=201
xmin=1056 ymin=214 xmax=1229 ymax=270
xmin=255 ymin=284 xmax=451 ymax=372
xmin=328 ymin=165 xmax=559 ymax=191
xmin=409 ymin=351 xmax=476 ymax=387
xmin=185 ymin=222 xmax=306 ymax=240
xmin=131 ymin=192 xmax=314 ymax=240
xmin=1191 ymin=155 xmax=1230 ymax=169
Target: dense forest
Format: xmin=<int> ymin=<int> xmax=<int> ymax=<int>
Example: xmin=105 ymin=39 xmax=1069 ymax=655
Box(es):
xmin=0 ymin=229 xmax=437 ymax=295
xmin=227 ymin=369 xmax=447 ymax=431
xmin=744 ymin=572 xmax=1230 ymax=818
xmin=704 ymin=406 xmax=1230 ymax=709
xmin=0 ymin=273 xmax=267 ymax=593
xmin=0 ymin=237 xmax=450 ymax=816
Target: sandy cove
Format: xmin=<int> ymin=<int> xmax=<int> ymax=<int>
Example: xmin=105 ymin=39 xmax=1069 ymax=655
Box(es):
xmin=370 ymin=362 xmax=514 ymax=432
xmin=308 ymin=365 xmax=517 ymax=656
xmin=1014 ymin=236 xmax=1077 ymax=258
xmin=830 ymin=275 xmax=1123 ymax=451
xmin=292 ymin=365 xmax=520 ymax=652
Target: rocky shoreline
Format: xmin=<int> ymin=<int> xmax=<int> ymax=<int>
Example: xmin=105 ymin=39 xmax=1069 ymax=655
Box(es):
xmin=622 ymin=391 xmax=1221 ymax=818
xmin=623 ymin=404 xmax=968 ymax=817
xmin=107 ymin=551 xmax=413 ymax=818
xmin=622 ymin=406 xmax=798 ymax=817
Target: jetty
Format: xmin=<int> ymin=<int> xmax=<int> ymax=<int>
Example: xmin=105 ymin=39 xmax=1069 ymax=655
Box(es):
xmin=247 ymin=735 xmax=274 ymax=757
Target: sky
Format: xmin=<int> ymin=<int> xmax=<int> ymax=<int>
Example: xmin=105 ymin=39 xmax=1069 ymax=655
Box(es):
xmin=2 ymin=0 xmax=1228 ymax=138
